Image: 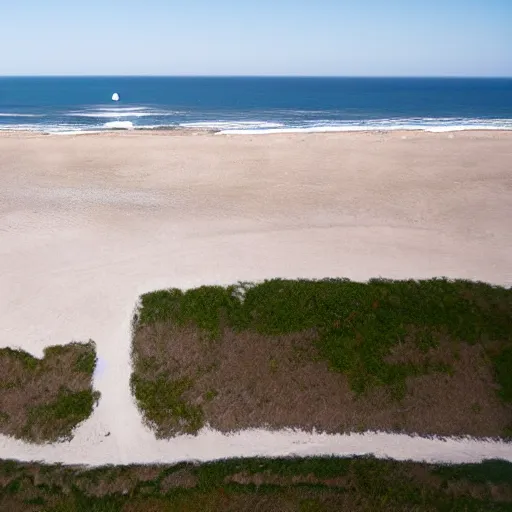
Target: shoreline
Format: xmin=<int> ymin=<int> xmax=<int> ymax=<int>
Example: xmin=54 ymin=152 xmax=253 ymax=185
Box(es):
xmin=1 ymin=127 xmax=512 ymax=138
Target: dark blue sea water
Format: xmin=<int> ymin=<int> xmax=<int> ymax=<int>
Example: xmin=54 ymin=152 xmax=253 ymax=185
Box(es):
xmin=1 ymin=77 xmax=511 ymax=134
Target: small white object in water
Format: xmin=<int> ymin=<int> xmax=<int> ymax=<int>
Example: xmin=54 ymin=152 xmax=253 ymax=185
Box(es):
xmin=112 ymin=93 xmax=120 ymax=102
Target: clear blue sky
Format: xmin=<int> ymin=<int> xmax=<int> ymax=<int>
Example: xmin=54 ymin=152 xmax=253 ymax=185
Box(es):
xmin=1 ymin=0 xmax=511 ymax=76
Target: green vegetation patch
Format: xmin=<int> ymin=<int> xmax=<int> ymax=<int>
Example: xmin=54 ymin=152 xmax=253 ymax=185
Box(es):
xmin=1 ymin=456 xmax=512 ymax=511
xmin=130 ymin=375 xmax=203 ymax=436
xmin=0 ymin=341 xmax=100 ymax=443
xmin=23 ymin=389 xmax=100 ymax=443
xmin=131 ymin=278 xmax=512 ymax=437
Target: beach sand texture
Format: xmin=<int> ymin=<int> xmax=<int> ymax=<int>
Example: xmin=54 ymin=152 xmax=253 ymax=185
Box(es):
xmin=0 ymin=130 xmax=511 ymax=465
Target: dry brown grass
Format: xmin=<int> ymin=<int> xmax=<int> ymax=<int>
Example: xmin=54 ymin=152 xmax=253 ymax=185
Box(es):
xmin=74 ymin=466 xmax=161 ymax=497
xmin=0 ymin=342 xmax=99 ymax=443
xmin=119 ymin=492 xmax=368 ymax=512
xmin=225 ymin=470 xmax=350 ymax=488
xmin=133 ymin=322 xmax=512 ymax=438
xmin=159 ymin=468 xmax=199 ymax=491
xmin=386 ymin=341 xmax=510 ymax=437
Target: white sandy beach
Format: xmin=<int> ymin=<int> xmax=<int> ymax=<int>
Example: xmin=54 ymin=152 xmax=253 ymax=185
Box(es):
xmin=0 ymin=130 xmax=511 ymax=466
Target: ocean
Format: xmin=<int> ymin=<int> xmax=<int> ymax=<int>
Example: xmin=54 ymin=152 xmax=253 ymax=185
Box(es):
xmin=0 ymin=77 xmax=511 ymax=134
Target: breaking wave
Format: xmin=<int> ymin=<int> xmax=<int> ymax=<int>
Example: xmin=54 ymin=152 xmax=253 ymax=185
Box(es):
xmin=0 ymin=113 xmax=39 ymax=117
xmin=180 ymin=121 xmax=285 ymax=130
xmin=215 ymin=118 xmax=512 ymax=135
xmin=1 ymin=110 xmax=512 ymax=135
xmin=103 ymin=121 xmax=134 ymax=130
xmin=68 ymin=108 xmax=178 ymax=119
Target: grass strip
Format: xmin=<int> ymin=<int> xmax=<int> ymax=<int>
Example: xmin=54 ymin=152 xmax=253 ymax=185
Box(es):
xmin=1 ymin=456 xmax=511 ymax=511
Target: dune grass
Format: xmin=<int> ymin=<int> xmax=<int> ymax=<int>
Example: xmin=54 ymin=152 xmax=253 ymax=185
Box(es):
xmin=0 ymin=341 xmax=100 ymax=443
xmin=131 ymin=278 xmax=512 ymax=437
xmin=1 ymin=456 xmax=511 ymax=511
xmin=130 ymin=375 xmax=204 ymax=436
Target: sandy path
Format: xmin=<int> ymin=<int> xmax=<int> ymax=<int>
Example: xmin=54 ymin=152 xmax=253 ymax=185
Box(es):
xmin=0 ymin=130 xmax=511 ymax=465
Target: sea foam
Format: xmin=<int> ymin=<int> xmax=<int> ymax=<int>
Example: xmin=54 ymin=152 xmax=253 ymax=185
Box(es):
xmin=216 ymin=118 xmax=512 ymax=135
xmin=180 ymin=121 xmax=285 ymax=130
xmin=103 ymin=121 xmax=134 ymax=130
xmin=69 ymin=111 xmax=174 ymax=118
xmin=0 ymin=113 xmax=39 ymax=117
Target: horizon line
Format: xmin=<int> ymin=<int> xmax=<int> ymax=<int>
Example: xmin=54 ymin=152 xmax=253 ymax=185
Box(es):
xmin=1 ymin=74 xmax=511 ymax=79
